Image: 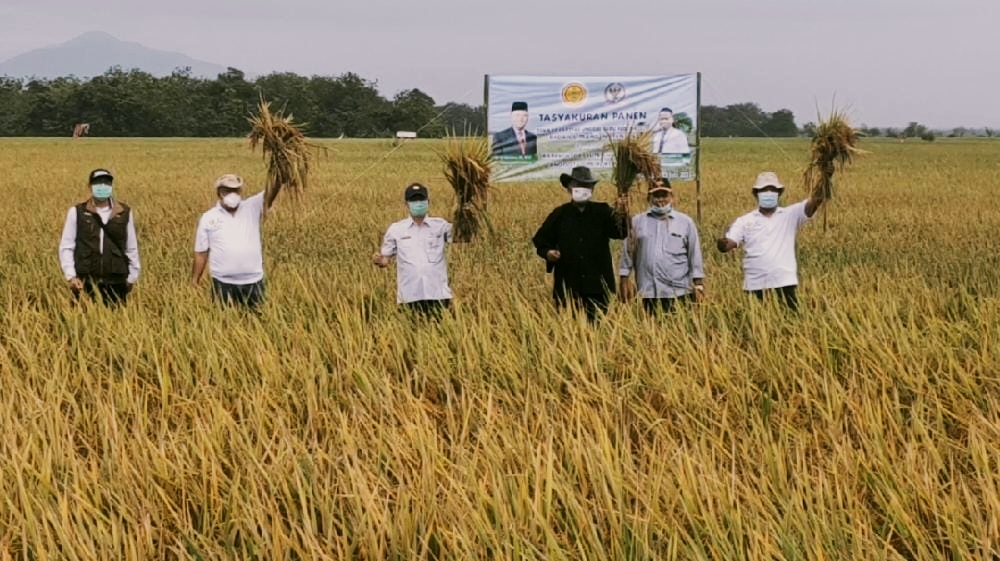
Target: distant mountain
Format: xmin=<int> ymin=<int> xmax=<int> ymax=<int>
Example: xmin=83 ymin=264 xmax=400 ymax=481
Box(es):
xmin=0 ymin=31 xmax=229 ymax=79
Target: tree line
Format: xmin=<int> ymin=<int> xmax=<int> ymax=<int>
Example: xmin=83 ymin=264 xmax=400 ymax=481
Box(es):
xmin=0 ymin=66 xmax=814 ymax=138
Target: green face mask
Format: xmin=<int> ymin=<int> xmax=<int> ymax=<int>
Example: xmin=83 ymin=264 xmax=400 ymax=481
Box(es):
xmin=91 ymin=183 xmax=113 ymax=200
xmin=408 ymin=201 xmax=428 ymax=217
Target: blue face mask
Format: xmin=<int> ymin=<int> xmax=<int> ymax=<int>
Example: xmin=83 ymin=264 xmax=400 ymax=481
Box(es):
xmin=408 ymin=200 xmax=429 ymax=217
xmin=650 ymin=203 xmax=672 ymax=216
xmin=91 ymin=183 xmax=113 ymax=200
xmin=757 ymin=192 xmax=780 ymax=209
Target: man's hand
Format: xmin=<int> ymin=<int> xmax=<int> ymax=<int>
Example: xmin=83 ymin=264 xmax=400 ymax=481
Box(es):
xmin=67 ymin=277 xmax=83 ymax=293
xmin=693 ymin=285 xmax=706 ymax=303
xmin=716 ymin=237 xmax=736 ymax=253
xmin=619 ymin=277 xmax=636 ymax=300
xmin=546 ymin=249 xmax=561 ymax=263
xmin=371 ymin=252 xmax=390 ymax=268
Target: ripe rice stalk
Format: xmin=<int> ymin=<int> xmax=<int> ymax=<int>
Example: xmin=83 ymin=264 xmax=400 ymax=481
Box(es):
xmin=804 ymin=110 xmax=866 ymax=231
xmin=804 ymin=110 xmax=864 ymax=201
xmin=608 ymin=128 xmax=660 ymax=218
xmin=608 ymin=128 xmax=660 ymax=266
xmin=248 ymin=97 xmax=322 ymax=209
xmin=440 ymin=130 xmax=493 ymax=243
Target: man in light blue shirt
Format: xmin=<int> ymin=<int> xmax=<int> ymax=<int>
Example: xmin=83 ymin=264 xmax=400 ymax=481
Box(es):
xmin=619 ymin=179 xmax=705 ymax=313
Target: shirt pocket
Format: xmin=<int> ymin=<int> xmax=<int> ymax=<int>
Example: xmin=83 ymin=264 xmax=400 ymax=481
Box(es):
xmin=660 ymin=235 xmax=690 ymax=279
xmin=397 ymin=236 xmax=418 ymax=264
xmin=425 ymin=234 xmax=445 ymax=264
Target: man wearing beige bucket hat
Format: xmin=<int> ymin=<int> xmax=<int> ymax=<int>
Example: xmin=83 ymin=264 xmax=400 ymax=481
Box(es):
xmin=191 ymin=174 xmax=271 ymax=309
xmin=716 ymin=171 xmax=827 ymax=310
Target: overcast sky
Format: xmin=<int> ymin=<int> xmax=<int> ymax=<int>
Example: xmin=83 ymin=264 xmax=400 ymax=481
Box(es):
xmin=1 ymin=0 xmax=997 ymax=128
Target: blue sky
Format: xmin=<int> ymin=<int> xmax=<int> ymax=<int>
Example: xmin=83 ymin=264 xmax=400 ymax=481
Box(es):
xmin=1 ymin=0 xmax=997 ymax=128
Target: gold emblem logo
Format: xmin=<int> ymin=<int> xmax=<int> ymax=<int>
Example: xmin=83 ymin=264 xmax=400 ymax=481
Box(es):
xmin=561 ymin=83 xmax=588 ymax=107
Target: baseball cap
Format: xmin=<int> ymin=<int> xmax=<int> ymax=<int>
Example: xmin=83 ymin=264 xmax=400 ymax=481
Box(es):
xmin=214 ymin=174 xmax=245 ymax=189
xmin=648 ymin=177 xmax=672 ymax=194
xmin=404 ymin=183 xmax=429 ymax=201
xmin=88 ymin=169 xmax=114 ymax=183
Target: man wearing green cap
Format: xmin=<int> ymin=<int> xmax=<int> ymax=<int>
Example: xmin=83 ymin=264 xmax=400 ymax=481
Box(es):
xmin=58 ymin=168 xmax=141 ymax=305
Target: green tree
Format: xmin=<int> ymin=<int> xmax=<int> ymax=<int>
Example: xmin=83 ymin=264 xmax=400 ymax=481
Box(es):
xmin=391 ymin=88 xmax=442 ymax=137
xmin=762 ymin=109 xmax=797 ymax=137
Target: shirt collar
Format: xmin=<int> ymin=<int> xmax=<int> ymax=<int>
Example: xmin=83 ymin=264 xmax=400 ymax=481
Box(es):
xmin=752 ymin=206 xmax=784 ymax=216
xmin=644 ymin=209 xmax=672 ymax=219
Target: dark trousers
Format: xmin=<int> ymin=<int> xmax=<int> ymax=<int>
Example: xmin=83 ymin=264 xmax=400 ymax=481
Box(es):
xmin=642 ymin=294 xmax=695 ymax=314
xmin=79 ymin=277 xmax=129 ymax=306
xmin=748 ymin=285 xmax=798 ymax=310
xmin=212 ymin=279 xmax=265 ymax=309
xmin=404 ymin=299 xmax=451 ymax=318
xmin=556 ymin=292 xmax=609 ymax=322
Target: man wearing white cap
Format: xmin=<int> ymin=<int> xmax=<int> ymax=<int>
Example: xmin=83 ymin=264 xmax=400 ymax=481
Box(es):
xmin=191 ymin=174 xmax=270 ymax=309
xmin=716 ymin=171 xmax=827 ymax=310
xmin=59 ymin=168 xmax=141 ymax=305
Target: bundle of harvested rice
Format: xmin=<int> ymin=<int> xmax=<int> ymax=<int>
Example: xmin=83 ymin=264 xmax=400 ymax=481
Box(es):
xmin=804 ymin=110 xmax=863 ymax=201
xmin=608 ymin=128 xmax=661 ymax=217
xmin=440 ymin=131 xmax=493 ymax=243
xmin=248 ymin=98 xmax=320 ymax=209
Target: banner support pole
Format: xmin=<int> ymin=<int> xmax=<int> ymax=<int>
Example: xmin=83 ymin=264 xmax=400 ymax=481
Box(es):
xmin=695 ymin=72 xmax=703 ymax=223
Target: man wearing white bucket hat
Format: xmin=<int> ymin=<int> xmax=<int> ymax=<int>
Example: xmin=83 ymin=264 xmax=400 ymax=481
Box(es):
xmin=716 ymin=171 xmax=827 ymax=310
xmin=191 ymin=174 xmax=270 ymax=309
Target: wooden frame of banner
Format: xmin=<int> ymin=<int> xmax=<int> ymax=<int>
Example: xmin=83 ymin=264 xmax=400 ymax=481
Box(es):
xmin=695 ymin=72 xmax=702 ymax=222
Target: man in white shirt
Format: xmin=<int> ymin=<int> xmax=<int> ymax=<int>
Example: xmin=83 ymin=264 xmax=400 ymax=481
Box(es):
xmin=191 ymin=174 xmax=270 ymax=309
xmin=371 ymin=183 xmax=453 ymax=317
xmin=58 ymin=168 xmax=141 ymax=305
xmin=650 ymin=108 xmax=691 ymax=154
xmin=716 ymin=171 xmax=828 ymax=310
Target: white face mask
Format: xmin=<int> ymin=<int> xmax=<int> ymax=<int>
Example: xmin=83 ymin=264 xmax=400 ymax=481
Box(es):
xmin=222 ymin=193 xmax=242 ymax=208
xmin=570 ymin=188 xmax=593 ymax=203
xmin=757 ymin=192 xmax=780 ymax=209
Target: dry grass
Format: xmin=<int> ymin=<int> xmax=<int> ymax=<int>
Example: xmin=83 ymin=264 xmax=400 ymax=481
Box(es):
xmin=248 ymin=98 xmax=321 ymax=209
xmin=804 ymin=111 xmax=865 ymax=201
xmin=2 ymin=136 xmax=999 ymax=559
xmin=608 ymin=128 xmax=660 ymax=216
xmin=439 ymin=133 xmax=493 ymax=243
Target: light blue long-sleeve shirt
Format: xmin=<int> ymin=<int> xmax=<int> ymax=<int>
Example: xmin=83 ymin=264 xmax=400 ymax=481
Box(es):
xmin=619 ymin=209 xmax=704 ymax=298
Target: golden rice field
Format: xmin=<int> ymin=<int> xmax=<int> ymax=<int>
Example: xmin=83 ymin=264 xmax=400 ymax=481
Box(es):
xmin=2 ymin=136 xmax=999 ymax=560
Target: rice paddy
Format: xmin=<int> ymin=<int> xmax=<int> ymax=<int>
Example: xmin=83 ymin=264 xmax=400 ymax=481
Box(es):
xmin=1 ymin=136 xmax=999 ymax=559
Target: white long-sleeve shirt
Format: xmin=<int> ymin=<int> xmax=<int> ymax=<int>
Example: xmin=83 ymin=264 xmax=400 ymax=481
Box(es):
xmin=380 ymin=216 xmax=453 ymax=304
xmin=58 ymin=202 xmax=140 ymax=284
xmin=651 ymin=127 xmax=691 ymax=154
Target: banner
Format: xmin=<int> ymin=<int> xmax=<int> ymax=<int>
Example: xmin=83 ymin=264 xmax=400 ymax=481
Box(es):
xmin=486 ymin=74 xmax=699 ymax=182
